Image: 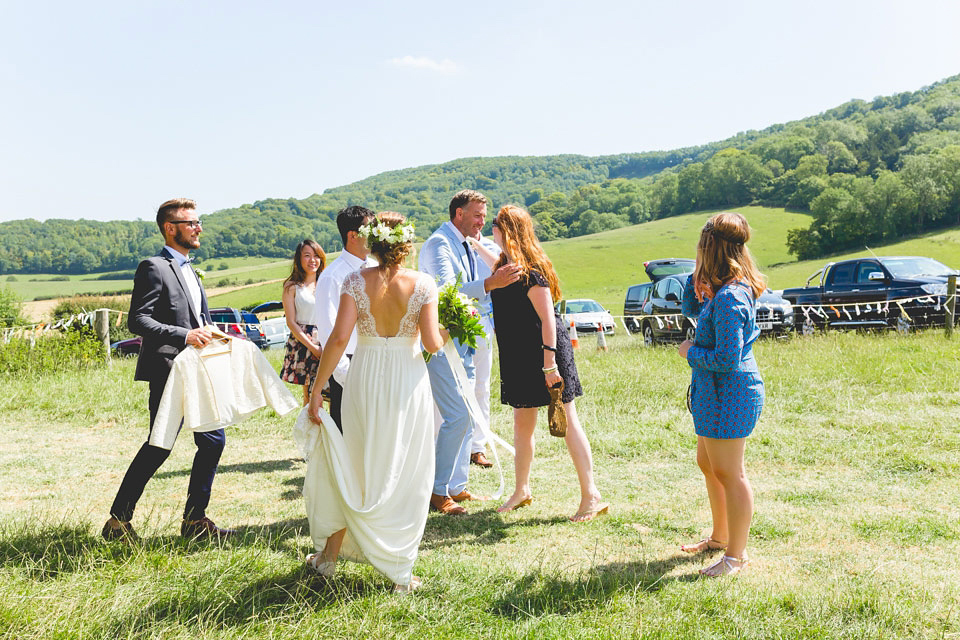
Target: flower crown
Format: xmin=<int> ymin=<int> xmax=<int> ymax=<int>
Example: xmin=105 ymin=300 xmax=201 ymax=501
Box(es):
xmin=357 ymin=218 xmax=416 ymax=245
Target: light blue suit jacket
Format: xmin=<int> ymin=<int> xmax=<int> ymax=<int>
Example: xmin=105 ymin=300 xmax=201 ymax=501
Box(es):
xmin=419 ymin=221 xmax=487 ymax=300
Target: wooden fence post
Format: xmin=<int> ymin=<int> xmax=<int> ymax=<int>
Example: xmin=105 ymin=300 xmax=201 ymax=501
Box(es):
xmin=946 ymin=274 xmax=957 ymax=339
xmin=94 ymin=308 xmax=111 ymax=362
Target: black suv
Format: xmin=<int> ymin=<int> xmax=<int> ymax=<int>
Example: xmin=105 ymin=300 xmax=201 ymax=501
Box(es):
xmin=624 ymin=259 xmax=695 ymax=343
xmin=627 ymin=258 xmax=794 ymax=345
xmin=209 ymin=307 xmax=268 ymax=349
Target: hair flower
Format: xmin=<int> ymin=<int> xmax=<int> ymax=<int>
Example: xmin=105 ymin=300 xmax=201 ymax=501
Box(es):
xmin=358 ymin=218 xmax=416 ymax=246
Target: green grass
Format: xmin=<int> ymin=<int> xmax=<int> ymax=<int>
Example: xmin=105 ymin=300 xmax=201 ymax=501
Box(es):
xmin=12 ymin=207 xmax=960 ymax=319
xmin=548 ymin=206 xmax=814 ymax=311
xmin=1 ymin=329 xmax=959 ymax=638
xmin=6 ymin=257 xmax=291 ymax=301
xmin=549 ymin=207 xmax=960 ymax=312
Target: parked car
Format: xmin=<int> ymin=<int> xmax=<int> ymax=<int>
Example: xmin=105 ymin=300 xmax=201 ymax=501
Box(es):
xmin=209 ymin=307 xmax=268 ymax=348
xmin=260 ymin=316 xmax=291 ymax=349
xmin=623 ymin=283 xmax=653 ymax=334
xmin=624 ymin=259 xmax=694 ymax=335
xmin=555 ymin=298 xmax=615 ymax=335
xmin=250 ymin=301 xmax=284 ymax=314
xmin=631 ymin=258 xmax=793 ymax=345
xmin=780 ymin=256 xmax=957 ymax=334
xmin=110 ymin=336 xmax=141 ymax=357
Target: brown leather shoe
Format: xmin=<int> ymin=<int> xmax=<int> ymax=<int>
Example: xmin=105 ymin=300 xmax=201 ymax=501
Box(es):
xmin=450 ymin=490 xmax=490 ymax=503
xmin=470 ymin=451 xmax=493 ymax=468
xmin=101 ymin=517 xmax=139 ymax=542
xmin=181 ymin=517 xmax=237 ymax=540
xmin=429 ymin=493 xmax=467 ymax=515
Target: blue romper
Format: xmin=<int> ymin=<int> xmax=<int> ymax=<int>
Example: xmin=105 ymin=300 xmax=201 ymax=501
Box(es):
xmin=681 ymin=276 xmax=764 ymax=439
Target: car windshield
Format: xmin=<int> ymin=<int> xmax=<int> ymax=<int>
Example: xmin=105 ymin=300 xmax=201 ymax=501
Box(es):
xmin=241 ymin=312 xmax=259 ymax=324
xmin=567 ymin=300 xmax=604 ymax=313
xmin=646 ymin=260 xmax=695 ymax=280
xmin=880 ymin=257 xmax=955 ymax=278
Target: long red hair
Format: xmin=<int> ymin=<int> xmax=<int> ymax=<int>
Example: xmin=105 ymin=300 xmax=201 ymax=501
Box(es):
xmin=493 ymin=205 xmax=562 ymax=301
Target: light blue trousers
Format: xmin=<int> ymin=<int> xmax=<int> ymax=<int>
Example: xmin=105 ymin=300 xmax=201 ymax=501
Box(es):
xmin=426 ymin=340 xmax=475 ymax=496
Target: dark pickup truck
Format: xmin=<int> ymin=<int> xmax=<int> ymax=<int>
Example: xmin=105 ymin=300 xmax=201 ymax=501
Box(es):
xmin=780 ymin=256 xmax=957 ymax=333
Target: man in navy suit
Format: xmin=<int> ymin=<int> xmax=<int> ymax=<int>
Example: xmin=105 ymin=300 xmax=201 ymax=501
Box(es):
xmin=102 ymin=198 xmax=234 ymax=542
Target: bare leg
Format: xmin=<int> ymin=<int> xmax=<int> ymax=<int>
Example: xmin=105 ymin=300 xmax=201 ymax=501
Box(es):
xmin=319 ymin=528 xmax=346 ymax=563
xmin=562 ymin=401 xmax=603 ymax=518
xmin=699 ymin=435 xmax=729 ymax=543
xmin=306 ymin=527 xmax=346 ymax=577
xmin=701 ymin=437 xmax=752 ymax=561
xmin=498 ymin=407 xmax=537 ymax=512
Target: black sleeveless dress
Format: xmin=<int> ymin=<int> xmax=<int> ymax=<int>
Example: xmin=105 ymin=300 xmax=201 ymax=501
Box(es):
xmin=491 ymin=270 xmax=583 ymax=408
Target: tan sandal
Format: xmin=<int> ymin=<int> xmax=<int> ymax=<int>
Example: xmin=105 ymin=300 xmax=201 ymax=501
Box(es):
xmin=699 ymin=554 xmax=749 ymax=577
xmin=570 ymin=502 xmax=609 ymax=522
xmin=680 ymin=537 xmax=727 ymax=554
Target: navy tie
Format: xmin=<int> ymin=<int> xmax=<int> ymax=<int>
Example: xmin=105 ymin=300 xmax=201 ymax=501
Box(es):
xmin=462 ymin=241 xmax=475 ymax=281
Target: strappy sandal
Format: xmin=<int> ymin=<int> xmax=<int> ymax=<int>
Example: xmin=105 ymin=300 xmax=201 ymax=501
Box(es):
xmin=393 ymin=576 xmax=422 ymax=594
xmin=305 ymin=553 xmax=335 ymax=578
xmin=680 ymin=537 xmax=727 ymax=554
xmin=699 ymin=554 xmax=750 ymax=577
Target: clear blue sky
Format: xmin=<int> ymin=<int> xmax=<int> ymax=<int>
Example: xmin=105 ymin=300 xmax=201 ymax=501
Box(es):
xmin=2 ymin=0 xmax=958 ymax=223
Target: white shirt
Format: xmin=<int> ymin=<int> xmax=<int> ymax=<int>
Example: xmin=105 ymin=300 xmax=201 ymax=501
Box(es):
xmin=311 ymin=249 xmax=377 ymax=384
xmin=149 ymin=338 xmax=300 ymax=450
xmin=164 ymin=245 xmax=203 ymax=327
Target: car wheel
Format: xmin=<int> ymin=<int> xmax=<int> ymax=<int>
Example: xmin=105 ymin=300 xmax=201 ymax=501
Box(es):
xmin=801 ymin=317 xmax=816 ymax=336
xmin=683 ymin=325 xmax=696 ymax=342
xmin=643 ymin=323 xmax=656 ymax=347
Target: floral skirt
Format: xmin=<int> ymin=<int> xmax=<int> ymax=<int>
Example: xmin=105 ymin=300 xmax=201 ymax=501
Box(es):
xmin=280 ymin=323 xmax=318 ymax=385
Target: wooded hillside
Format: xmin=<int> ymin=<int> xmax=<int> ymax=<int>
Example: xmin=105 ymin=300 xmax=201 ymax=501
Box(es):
xmin=1 ymin=73 xmax=958 ymax=274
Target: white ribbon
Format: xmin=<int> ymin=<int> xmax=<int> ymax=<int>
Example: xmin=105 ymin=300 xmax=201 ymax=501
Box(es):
xmin=441 ymin=341 xmax=513 ymax=500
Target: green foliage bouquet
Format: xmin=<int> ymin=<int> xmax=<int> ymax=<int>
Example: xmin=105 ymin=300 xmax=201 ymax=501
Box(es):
xmin=424 ymin=274 xmax=485 ymax=362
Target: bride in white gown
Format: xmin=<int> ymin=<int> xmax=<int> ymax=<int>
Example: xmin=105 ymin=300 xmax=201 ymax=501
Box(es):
xmin=298 ymin=212 xmax=445 ymax=592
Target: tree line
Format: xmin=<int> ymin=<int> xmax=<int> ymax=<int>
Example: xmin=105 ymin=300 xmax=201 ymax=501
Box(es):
xmin=1 ymin=74 xmax=958 ymax=274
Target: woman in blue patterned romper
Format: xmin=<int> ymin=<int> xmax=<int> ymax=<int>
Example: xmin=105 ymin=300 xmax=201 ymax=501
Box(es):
xmin=677 ymin=212 xmax=765 ymax=577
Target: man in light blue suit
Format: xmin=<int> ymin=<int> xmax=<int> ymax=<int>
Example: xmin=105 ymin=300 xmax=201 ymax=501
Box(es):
xmin=419 ymin=190 xmax=521 ymax=515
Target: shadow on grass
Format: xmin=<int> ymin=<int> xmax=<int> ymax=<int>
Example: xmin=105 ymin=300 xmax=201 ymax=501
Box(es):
xmin=153 ymin=457 xmax=301 ymax=480
xmin=0 ymin=518 xmax=312 ymax=579
xmin=420 ymin=508 xmax=569 ymax=550
xmin=102 ymin=565 xmax=385 ymax=635
xmin=490 ymin=553 xmax=705 ymax=619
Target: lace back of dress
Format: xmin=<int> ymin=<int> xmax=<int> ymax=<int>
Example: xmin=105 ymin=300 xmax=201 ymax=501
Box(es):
xmin=345 ymin=271 xmax=429 ymax=338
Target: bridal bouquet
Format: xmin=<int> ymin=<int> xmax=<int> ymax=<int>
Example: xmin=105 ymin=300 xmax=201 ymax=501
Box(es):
xmin=424 ymin=274 xmax=485 ymax=362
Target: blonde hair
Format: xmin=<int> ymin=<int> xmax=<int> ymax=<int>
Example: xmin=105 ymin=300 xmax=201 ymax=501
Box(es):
xmin=369 ymin=211 xmax=412 ymax=268
xmin=493 ymin=205 xmax=562 ymax=301
xmin=692 ymin=211 xmax=766 ymax=301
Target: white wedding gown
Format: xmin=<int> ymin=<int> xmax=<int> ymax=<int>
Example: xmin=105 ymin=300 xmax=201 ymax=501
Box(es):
xmin=294 ymin=270 xmax=437 ymax=586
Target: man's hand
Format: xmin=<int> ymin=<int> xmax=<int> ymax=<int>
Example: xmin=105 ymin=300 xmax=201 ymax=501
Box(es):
xmin=186 ymin=327 xmax=213 ymax=348
xmin=484 ymin=263 xmax=522 ymax=292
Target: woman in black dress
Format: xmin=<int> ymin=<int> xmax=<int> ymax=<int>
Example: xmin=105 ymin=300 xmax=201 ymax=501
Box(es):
xmin=489 ymin=205 xmax=608 ymax=521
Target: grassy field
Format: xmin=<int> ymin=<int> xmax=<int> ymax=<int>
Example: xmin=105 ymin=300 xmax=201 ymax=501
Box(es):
xmin=4 ymin=257 xmax=290 ymax=302
xmin=9 ymin=207 xmax=960 ymax=319
xmin=1 ymin=329 xmax=958 ymax=638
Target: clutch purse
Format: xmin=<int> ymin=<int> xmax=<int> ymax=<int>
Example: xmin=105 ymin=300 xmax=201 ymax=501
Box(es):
xmin=548 ymin=380 xmax=566 ymax=437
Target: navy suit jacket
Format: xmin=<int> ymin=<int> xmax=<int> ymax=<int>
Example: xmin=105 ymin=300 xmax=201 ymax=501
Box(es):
xmin=128 ymin=248 xmax=210 ymax=383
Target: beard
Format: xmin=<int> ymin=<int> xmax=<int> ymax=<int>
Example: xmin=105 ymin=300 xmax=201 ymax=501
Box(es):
xmin=174 ymin=227 xmax=200 ymax=250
